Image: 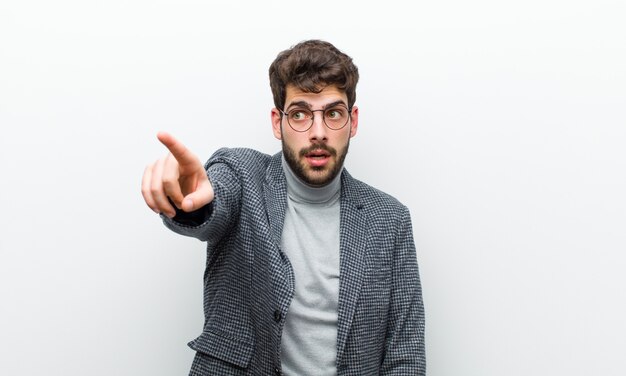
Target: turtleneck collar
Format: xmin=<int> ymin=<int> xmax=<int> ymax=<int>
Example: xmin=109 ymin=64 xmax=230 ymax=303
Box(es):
xmin=281 ymin=155 xmax=342 ymax=205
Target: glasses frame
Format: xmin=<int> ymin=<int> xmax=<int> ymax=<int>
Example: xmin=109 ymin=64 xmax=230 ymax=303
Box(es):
xmin=279 ymin=106 xmax=353 ymax=133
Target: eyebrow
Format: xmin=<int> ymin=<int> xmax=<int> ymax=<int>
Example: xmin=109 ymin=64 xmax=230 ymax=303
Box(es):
xmin=285 ymin=100 xmax=348 ymax=111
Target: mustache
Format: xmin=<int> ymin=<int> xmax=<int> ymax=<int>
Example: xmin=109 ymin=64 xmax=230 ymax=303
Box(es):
xmin=299 ymin=143 xmax=337 ymax=157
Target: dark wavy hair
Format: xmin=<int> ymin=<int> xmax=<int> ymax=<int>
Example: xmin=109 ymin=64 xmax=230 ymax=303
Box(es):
xmin=269 ymin=40 xmax=359 ymax=110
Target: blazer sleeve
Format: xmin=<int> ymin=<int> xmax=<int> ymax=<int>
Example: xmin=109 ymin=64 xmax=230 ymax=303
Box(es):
xmin=380 ymin=206 xmax=426 ymax=375
xmin=160 ymin=149 xmax=242 ymax=246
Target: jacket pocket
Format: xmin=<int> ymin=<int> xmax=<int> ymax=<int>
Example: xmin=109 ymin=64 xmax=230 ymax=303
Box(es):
xmin=188 ymin=329 xmax=254 ymax=368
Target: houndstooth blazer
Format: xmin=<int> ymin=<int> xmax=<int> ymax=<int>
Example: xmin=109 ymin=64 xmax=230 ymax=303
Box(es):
xmin=162 ymin=148 xmax=425 ymax=375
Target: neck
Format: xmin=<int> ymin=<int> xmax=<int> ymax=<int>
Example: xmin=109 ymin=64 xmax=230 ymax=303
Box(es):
xmin=281 ymin=156 xmax=342 ymax=204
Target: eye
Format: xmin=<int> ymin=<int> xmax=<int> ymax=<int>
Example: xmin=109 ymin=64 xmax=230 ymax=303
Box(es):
xmin=326 ymin=108 xmax=345 ymax=119
xmin=289 ymin=110 xmax=310 ymax=121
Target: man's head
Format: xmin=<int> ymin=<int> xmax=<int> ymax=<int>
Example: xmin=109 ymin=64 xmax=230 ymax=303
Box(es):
xmin=269 ymin=40 xmax=359 ymax=111
xmin=269 ymin=40 xmax=360 ymax=187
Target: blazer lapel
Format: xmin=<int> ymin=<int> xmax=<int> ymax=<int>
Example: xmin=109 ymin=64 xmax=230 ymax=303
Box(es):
xmin=336 ymin=170 xmax=368 ymax=366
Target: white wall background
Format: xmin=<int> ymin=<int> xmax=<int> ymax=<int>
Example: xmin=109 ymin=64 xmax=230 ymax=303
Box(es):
xmin=1 ymin=0 xmax=625 ymax=375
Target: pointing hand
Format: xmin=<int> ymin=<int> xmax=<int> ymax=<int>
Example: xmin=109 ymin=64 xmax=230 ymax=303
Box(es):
xmin=141 ymin=132 xmax=214 ymax=218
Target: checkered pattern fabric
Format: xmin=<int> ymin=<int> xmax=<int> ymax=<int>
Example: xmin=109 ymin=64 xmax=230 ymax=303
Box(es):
xmin=163 ymin=148 xmax=425 ymax=375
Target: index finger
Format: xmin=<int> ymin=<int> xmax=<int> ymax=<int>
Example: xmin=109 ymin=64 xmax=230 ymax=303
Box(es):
xmin=156 ymin=131 xmax=196 ymax=167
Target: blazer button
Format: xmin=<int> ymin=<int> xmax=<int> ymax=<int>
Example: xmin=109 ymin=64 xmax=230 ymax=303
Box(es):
xmin=273 ymin=309 xmax=282 ymax=322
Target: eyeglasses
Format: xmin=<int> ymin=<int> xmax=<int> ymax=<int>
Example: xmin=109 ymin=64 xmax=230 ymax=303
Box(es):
xmin=280 ymin=106 xmax=352 ymax=132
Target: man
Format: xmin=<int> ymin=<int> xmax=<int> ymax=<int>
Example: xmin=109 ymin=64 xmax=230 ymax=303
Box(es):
xmin=142 ymin=40 xmax=425 ymax=375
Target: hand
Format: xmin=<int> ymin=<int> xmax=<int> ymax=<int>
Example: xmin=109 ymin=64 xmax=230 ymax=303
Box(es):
xmin=142 ymin=132 xmax=214 ymax=218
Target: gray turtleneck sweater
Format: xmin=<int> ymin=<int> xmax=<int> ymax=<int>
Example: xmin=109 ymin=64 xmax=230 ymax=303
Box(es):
xmin=280 ymin=157 xmax=341 ymax=376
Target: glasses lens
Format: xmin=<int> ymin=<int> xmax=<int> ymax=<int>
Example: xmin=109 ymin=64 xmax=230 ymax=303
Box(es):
xmin=287 ymin=109 xmax=313 ymax=132
xmin=324 ymin=107 xmax=350 ymax=130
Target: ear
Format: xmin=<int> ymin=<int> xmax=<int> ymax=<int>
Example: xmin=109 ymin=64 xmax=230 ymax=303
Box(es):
xmin=349 ymin=106 xmax=359 ymax=138
xmin=271 ymin=108 xmax=283 ymax=140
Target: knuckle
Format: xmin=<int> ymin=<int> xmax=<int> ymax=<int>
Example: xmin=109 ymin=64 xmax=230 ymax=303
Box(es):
xmin=150 ymin=185 xmax=162 ymax=196
xmin=162 ymin=176 xmax=175 ymax=187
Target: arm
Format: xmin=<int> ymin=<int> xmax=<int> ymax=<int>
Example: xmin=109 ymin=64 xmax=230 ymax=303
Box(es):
xmin=161 ymin=153 xmax=242 ymax=244
xmin=380 ymin=206 xmax=426 ymax=375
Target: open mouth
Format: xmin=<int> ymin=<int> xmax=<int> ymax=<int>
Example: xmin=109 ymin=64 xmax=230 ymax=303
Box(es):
xmin=305 ymin=149 xmax=331 ymax=159
xmin=304 ymin=149 xmax=331 ymax=167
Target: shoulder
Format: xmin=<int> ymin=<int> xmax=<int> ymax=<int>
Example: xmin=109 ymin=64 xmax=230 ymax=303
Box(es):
xmin=206 ymin=147 xmax=276 ymax=174
xmin=208 ymin=147 xmax=272 ymax=165
xmin=206 ymin=147 xmax=281 ymax=187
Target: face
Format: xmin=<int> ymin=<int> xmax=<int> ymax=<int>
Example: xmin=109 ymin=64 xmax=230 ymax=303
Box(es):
xmin=271 ymin=85 xmax=359 ymax=187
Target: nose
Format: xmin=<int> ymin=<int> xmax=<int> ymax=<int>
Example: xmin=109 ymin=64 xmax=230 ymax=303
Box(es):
xmin=308 ymin=111 xmax=328 ymax=142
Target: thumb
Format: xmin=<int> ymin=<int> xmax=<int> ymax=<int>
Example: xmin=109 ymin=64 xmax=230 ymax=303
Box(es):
xmin=181 ymin=183 xmax=214 ymax=212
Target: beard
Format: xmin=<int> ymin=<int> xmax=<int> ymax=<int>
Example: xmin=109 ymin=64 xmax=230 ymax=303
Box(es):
xmin=282 ymin=137 xmax=349 ymax=187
